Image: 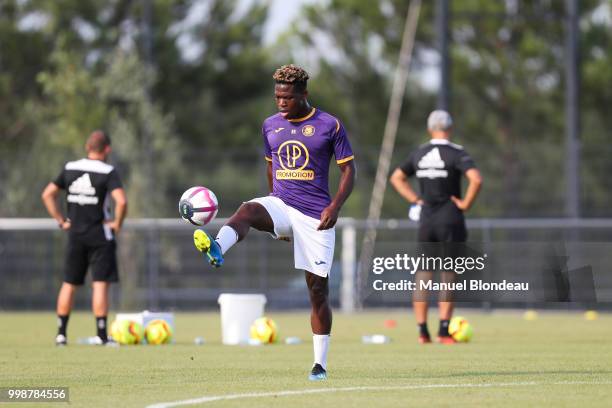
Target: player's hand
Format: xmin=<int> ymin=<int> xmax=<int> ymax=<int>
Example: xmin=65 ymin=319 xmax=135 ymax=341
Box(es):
xmin=451 ymin=196 xmax=470 ymax=211
xmin=105 ymin=219 xmax=122 ymax=235
xmin=59 ymin=219 xmax=71 ymax=231
xmin=278 ymin=236 xmax=292 ymax=242
xmin=318 ymin=205 xmax=339 ymax=230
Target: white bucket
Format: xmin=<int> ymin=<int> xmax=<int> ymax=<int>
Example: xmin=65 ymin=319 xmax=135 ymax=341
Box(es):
xmin=218 ymin=293 xmax=267 ymax=345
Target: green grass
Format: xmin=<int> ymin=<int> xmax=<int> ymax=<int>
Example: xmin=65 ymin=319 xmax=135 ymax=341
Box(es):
xmin=0 ymin=311 xmax=611 ymax=407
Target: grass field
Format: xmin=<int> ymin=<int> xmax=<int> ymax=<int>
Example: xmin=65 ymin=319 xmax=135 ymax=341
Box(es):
xmin=1 ymin=310 xmax=611 ymax=407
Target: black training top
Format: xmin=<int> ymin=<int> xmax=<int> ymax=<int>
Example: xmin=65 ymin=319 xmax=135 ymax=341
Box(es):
xmin=53 ymin=158 xmax=122 ymax=237
xmin=398 ymin=139 xmax=476 ymax=224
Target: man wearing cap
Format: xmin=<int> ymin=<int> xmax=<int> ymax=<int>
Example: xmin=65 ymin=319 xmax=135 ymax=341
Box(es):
xmin=390 ymin=110 xmax=482 ymax=344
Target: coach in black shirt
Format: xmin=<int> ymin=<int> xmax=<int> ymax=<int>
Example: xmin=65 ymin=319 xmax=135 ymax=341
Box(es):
xmin=42 ymin=131 xmax=127 ymax=345
xmin=390 ymin=110 xmax=482 ymax=344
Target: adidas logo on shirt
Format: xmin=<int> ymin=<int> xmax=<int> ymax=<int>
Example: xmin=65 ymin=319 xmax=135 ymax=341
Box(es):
xmin=417 ymin=148 xmax=445 ymax=169
xmin=67 ymin=173 xmax=98 ymax=205
xmin=416 ymin=147 xmax=448 ymax=179
xmin=69 ymin=173 xmax=95 ymax=195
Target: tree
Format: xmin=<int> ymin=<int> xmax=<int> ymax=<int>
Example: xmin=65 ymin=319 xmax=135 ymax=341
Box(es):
xmin=283 ymin=0 xmax=611 ymax=218
xmin=0 ymin=0 xmax=274 ymax=217
xmin=279 ymin=0 xmax=438 ymax=217
xmin=580 ymin=1 xmax=612 ymax=216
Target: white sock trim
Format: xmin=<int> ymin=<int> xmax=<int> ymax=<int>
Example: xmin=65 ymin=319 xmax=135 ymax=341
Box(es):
xmin=215 ymin=226 xmax=239 ymax=255
xmin=313 ymin=334 xmax=330 ymax=370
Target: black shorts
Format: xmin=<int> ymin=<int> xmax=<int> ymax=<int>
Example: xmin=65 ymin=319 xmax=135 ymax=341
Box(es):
xmin=64 ymin=234 xmax=118 ymax=285
xmin=416 ymin=222 xmax=467 ymax=269
xmin=418 ymin=222 xmax=467 ymax=243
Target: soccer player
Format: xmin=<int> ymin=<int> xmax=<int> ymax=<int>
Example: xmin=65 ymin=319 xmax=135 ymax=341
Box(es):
xmin=390 ymin=110 xmax=482 ymax=344
xmin=41 ymin=131 xmax=127 ymax=346
xmin=193 ymin=64 xmax=355 ymax=380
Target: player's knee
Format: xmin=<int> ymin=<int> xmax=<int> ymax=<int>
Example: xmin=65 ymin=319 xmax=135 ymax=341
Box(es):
xmin=61 ymin=282 xmax=77 ymax=292
xmin=235 ymin=202 xmax=265 ymax=223
xmin=227 ymin=203 xmax=259 ymax=235
xmin=307 ymin=277 xmax=329 ymax=304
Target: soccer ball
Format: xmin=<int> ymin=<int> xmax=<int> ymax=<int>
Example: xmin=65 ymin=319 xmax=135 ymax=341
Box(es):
xmin=110 ymin=319 xmax=144 ymax=345
xmin=145 ymin=319 xmax=173 ymax=345
xmin=449 ymin=316 xmax=473 ymax=342
xmin=250 ymin=317 xmax=279 ymax=344
xmin=179 ymin=186 xmax=219 ymax=226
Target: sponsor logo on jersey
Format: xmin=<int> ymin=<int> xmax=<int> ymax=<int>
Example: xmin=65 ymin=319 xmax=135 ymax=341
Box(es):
xmin=276 ymin=140 xmax=315 ymax=180
xmin=416 ymin=147 xmax=448 ymax=179
xmin=67 ymin=173 xmax=99 ymax=205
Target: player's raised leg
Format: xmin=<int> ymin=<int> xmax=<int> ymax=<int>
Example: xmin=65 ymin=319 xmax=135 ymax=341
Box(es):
xmin=194 ymin=201 xmax=275 ymax=267
xmin=306 ymin=271 xmax=331 ymax=381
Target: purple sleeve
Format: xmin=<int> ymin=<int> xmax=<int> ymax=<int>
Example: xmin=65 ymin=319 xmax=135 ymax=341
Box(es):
xmin=53 ymin=168 xmax=66 ymax=189
xmin=333 ymin=120 xmax=354 ymax=164
xmin=262 ymin=124 xmax=272 ymax=161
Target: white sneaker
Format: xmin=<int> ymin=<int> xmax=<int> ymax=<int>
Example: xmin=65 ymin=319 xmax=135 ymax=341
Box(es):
xmin=55 ymin=334 xmax=67 ymax=346
xmin=90 ymin=336 xmax=105 ymax=345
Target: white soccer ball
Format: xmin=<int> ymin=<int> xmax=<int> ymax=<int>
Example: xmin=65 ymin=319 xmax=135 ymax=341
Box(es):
xmin=178 ymin=186 xmax=219 ymax=226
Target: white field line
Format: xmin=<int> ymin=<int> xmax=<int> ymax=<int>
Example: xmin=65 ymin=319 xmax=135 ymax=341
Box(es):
xmin=146 ymin=380 xmax=612 ymax=408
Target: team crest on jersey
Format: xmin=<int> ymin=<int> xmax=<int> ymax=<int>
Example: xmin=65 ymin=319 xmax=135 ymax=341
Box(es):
xmin=302 ymin=125 xmax=315 ymax=137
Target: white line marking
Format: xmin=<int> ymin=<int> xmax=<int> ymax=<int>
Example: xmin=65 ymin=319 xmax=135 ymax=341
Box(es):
xmin=146 ymin=380 xmax=612 ymax=408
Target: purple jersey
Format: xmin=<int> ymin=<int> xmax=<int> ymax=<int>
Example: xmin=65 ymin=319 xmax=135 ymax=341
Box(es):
xmin=262 ymin=107 xmax=354 ymax=219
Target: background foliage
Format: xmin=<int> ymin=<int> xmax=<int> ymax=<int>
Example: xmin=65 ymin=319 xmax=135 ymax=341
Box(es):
xmin=1 ymin=0 xmax=611 ymax=218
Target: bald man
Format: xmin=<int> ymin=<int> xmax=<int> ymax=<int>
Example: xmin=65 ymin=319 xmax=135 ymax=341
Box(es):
xmin=42 ymin=131 xmax=127 ymax=345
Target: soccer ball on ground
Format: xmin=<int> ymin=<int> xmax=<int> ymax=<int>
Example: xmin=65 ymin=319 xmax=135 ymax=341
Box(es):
xmin=110 ymin=319 xmax=144 ymax=345
xmin=449 ymin=316 xmax=473 ymax=342
xmin=250 ymin=317 xmax=279 ymax=344
xmin=145 ymin=319 xmax=173 ymax=345
xmin=179 ymin=186 xmax=219 ymax=226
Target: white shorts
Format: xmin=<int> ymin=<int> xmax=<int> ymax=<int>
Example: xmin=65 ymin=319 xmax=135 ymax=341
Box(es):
xmin=248 ymin=196 xmax=335 ymax=278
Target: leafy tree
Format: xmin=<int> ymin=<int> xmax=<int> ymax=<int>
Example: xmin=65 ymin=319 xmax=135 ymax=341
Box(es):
xmin=580 ymin=1 xmax=612 ymax=216
xmin=0 ymin=0 xmax=274 ymax=217
xmin=97 ymin=50 xmax=184 ymax=216
xmin=280 ymin=0 xmax=437 ymax=217
xmin=284 ymin=0 xmax=611 ymax=218
xmin=2 ymin=0 xmax=611 ymax=219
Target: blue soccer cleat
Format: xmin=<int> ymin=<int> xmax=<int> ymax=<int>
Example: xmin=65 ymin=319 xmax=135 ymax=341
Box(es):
xmin=193 ymin=229 xmax=224 ymax=267
xmin=309 ymin=363 xmax=327 ymax=381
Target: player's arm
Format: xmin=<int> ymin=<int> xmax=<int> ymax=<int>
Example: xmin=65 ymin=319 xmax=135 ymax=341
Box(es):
xmin=451 ymin=168 xmax=483 ymax=211
xmin=389 ymin=168 xmax=424 ymax=205
xmin=318 ymin=160 xmax=355 ymax=230
xmin=106 ymin=188 xmax=128 ymax=234
xmin=41 ymin=182 xmax=71 ymax=230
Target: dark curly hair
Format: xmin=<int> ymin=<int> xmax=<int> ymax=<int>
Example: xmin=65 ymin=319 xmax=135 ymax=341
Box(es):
xmin=273 ymin=64 xmax=309 ymax=93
